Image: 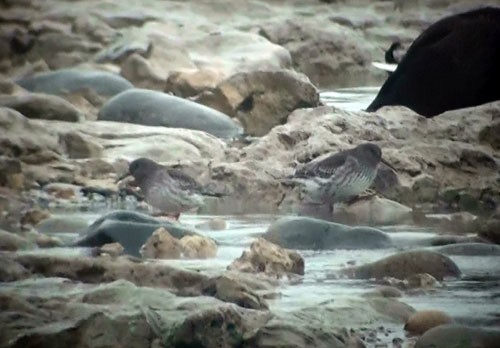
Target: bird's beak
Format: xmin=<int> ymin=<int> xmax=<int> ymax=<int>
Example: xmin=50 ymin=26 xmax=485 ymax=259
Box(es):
xmin=380 ymin=158 xmax=398 ymax=173
xmin=115 ymin=171 xmax=131 ymax=184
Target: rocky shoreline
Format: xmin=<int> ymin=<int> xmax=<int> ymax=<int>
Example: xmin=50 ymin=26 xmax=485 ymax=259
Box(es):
xmin=1 ymin=0 xmax=500 ymax=347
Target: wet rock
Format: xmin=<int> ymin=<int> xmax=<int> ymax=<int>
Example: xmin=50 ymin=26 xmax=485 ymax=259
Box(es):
xmin=334 ymin=196 xmax=412 ymax=226
xmin=433 ymin=242 xmax=500 ymax=256
xmin=259 ymin=20 xmax=372 ymax=88
xmin=43 ymin=183 xmax=81 ymax=200
xmin=228 ymin=237 xmax=304 ymax=277
xmin=195 ymin=217 xmax=227 ymax=231
xmin=425 ymin=234 xmax=489 ymax=247
xmin=98 ymin=88 xmax=243 ymax=138
xmin=180 ymin=235 xmax=218 ymax=259
xmin=344 ymin=250 xmax=461 ymax=281
xmin=120 ymin=53 xmax=164 ymax=90
xmin=0 ymin=156 xmax=24 ymax=190
xmin=264 ymin=216 xmax=392 ymax=250
xmin=58 ymin=131 xmax=103 ymax=159
xmin=16 ymin=69 xmax=133 ymax=97
xmin=140 ymin=227 xmax=182 ymax=259
xmin=74 ymin=210 xmax=199 ymax=257
xmin=415 ymin=324 xmax=500 ymax=348
xmin=405 ymin=310 xmax=454 ymax=336
xmin=20 ymin=208 xmax=50 ymax=227
xmin=98 ymin=242 xmax=124 ymax=257
xmin=35 ymin=215 xmax=89 ymax=234
xmin=477 ymin=218 xmax=500 ymax=245
xmin=203 ymin=274 xmax=268 ymax=310
xmin=33 ymin=232 xmax=64 ymax=248
xmin=0 ymin=229 xmax=31 ymax=251
xmin=0 ymin=93 xmax=83 ymax=122
xmin=195 ymin=70 xmax=320 ymax=136
xmin=78 ymin=158 xmax=116 ymax=178
xmin=405 ymin=273 xmax=439 ymax=289
xmin=422 ymin=212 xmax=477 ymax=233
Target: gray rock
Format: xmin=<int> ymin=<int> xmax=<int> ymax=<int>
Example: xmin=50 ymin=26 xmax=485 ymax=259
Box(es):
xmin=346 ymin=250 xmax=461 ymax=280
xmin=0 ymin=94 xmax=83 ymax=122
xmin=98 ymin=88 xmax=243 ymax=138
xmin=433 ymin=242 xmax=500 ymax=256
xmin=263 ymin=216 xmax=392 ymax=250
xmin=16 ymin=69 xmax=134 ymax=97
xmin=415 ymin=324 xmax=500 ymax=348
xmin=73 ymin=210 xmax=203 ymax=257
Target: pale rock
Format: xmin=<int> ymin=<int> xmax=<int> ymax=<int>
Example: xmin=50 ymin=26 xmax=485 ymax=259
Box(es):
xmin=140 ymin=227 xmax=182 ymax=259
xmin=228 ymin=237 xmax=304 ymax=277
xmin=180 ymin=234 xmax=217 ymax=259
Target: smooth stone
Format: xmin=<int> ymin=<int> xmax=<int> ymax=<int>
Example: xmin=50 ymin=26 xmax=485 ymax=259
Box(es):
xmin=73 ymin=210 xmax=200 ymax=257
xmin=404 ymin=310 xmax=454 ymax=335
xmin=433 ymin=242 xmax=500 ymax=256
xmin=97 ymin=88 xmax=243 ymax=138
xmin=16 ymin=69 xmax=133 ymax=97
xmin=35 ymin=216 xmax=89 ymax=234
xmin=415 ymin=324 xmax=500 ymax=348
xmin=0 ymin=93 xmax=83 ymax=122
xmin=263 ymin=216 xmax=392 ymax=250
xmin=346 ymin=250 xmax=461 ymax=281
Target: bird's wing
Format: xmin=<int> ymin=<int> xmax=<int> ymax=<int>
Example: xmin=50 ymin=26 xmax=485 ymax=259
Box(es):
xmin=295 ymin=151 xmax=349 ymax=179
xmin=165 ymin=168 xmax=203 ymax=193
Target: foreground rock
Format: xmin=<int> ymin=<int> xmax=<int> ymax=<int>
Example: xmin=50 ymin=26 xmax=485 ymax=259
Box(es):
xmin=343 ymin=250 xmax=461 ymax=281
xmin=73 ymin=210 xmax=201 ymax=257
xmin=264 ymin=216 xmax=392 ymax=250
xmin=228 ymin=237 xmax=304 ymax=277
xmin=0 ymin=93 xmax=83 ymax=122
xmin=415 ymin=324 xmax=500 ymax=348
xmin=98 ymin=88 xmax=243 ymax=138
xmin=404 ymin=310 xmax=454 ymax=335
xmin=15 ymin=69 xmax=134 ymax=97
xmin=194 ymin=70 xmax=320 ymax=136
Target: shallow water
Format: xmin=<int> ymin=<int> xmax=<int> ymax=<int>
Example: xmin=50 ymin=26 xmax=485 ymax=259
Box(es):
xmin=320 ymin=86 xmax=379 ymax=111
xmin=37 ymin=211 xmax=500 ymax=333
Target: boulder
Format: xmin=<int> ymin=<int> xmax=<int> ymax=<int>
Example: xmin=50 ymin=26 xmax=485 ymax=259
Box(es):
xmin=73 ymin=210 xmax=201 ymax=257
xmin=433 ymin=242 xmax=500 ymax=256
xmin=30 ymin=118 xmax=227 ymax=164
xmin=194 ymin=70 xmax=320 ymax=136
xmin=228 ymin=237 xmax=304 ymax=277
xmin=263 ymin=216 xmax=392 ymax=250
xmin=120 ymin=53 xmax=164 ymax=90
xmin=140 ymin=227 xmax=182 ymax=259
xmin=0 ymin=93 xmax=83 ymax=122
xmin=0 ymin=229 xmax=31 ymax=251
xmin=0 ymin=108 xmax=62 ymax=161
xmin=404 ymin=310 xmax=454 ymax=335
xmin=344 ymin=250 xmax=461 ymax=280
xmin=15 ymin=69 xmax=133 ymax=97
xmin=58 ymin=131 xmax=103 ymax=159
xmin=180 ymin=235 xmax=218 ymax=259
xmin=415 ymin=324 xmax=500 ymax=348
xmin=259 ymin=20 xmax=373 ymax=88
xmin=334 ymin=196 xmax=412 ymax=225
xmin=98 ymin=88 xmax=243 ymax=138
